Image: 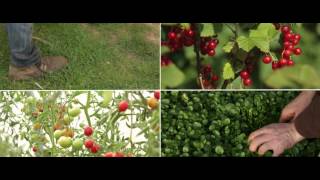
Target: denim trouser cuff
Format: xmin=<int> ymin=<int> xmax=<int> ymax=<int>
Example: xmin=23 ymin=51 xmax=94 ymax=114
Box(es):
xmin=6 ymin=23 xmax=41 ymax=67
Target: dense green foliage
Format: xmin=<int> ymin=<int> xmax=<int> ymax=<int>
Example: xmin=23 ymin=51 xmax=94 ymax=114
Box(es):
xmin=161 ymin=91 xmax=320 ymax=157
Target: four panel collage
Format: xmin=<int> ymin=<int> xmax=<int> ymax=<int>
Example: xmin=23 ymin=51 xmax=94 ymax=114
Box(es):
xmin=0 ymin=23 xmax=319 ymax=157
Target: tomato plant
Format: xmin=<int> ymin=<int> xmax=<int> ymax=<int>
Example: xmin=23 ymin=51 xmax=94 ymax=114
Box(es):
xmin=161 ymin=91 xmax=320 ymax=157
xmin=0 ymin=91 xmax=160 ymax=157
xmin=161 ymin=23 xmax=320 ymax=89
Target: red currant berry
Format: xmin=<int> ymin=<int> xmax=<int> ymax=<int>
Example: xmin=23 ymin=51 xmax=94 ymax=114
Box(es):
xmin=293 ymin=48 xmax=302 ymax=55
xmin=184 ymin=29 xmax=195 ymax=37
xmin=168 ymin=32 xmax=177 ymax=40
xmin=272 ymin=61 xmax=279 ymax=70
xmin=202 ymin=80 xmax=210 ymax=87
xmin=213 ymin=39 xmax=219 ymax=45
xmin=286 ymin=44 xmax=294 ymax=51
xmin=207 ymin=41 xmax=217 ymax=50
xmin=243 ymin=78 xmax=252 ymax=86
xmin=207 ymin=49 xmax=216 ymax=56
xmin=262 ymin=55 xmax=272 ymax=64
xmin=287 ymin=60 xmax=295 ymax=66
xmin=183 ymin=39 xmax=194 ymax=46
xmin=284 ymin=33 xmax=293 ymax=41
xmin=202 ymin=65 xmax=212 ymax=74
xmin=240 ymin=70 xmax=250 ymax=79
xmin=211 ymin=75 xmax=219 ymax=81
xmin=292 ymin=39 xmax=299 ymax=46
xmin=283 ymin=41 xmax=292 ymax=49
xmin=279 ymin=58 xmax=288 ymax=66
xmin=281 ymin=26 xmax=291 ymax=34
xmin=201 ymin=49 xmax=207 ymax=55
xmin=294 ymin=34 xmax=301 ymax=41
xmin=283 ymin=50 xmax=292 ymax=58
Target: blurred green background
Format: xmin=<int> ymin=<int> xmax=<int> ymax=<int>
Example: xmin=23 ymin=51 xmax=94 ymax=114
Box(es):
xmin=161 ymin=23 xmax=320 ymax=89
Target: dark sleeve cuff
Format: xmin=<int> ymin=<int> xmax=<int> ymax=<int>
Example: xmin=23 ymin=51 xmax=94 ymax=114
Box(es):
xmin=294 ymin=94 xmax=320 ymax=138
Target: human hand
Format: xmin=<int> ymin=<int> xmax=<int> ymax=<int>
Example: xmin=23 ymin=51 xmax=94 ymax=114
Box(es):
xmin=248 ymin=123 xmax=304 ymax=157
xmin=279 ymin=91 xmax=316 ymax=123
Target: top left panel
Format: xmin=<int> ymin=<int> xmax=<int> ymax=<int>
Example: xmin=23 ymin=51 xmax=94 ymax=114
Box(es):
xmin=0 ymin=23 xmax=160 ymax=90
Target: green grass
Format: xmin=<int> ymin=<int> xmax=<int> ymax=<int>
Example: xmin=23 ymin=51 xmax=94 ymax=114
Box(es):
xmin=0 ymin=23 xmax=160 ymax=90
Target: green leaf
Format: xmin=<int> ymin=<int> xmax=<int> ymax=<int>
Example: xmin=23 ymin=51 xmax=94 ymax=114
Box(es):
xmin=222 ymin=41 xmax=235 ymax=53
xmin=249 ymin=23 xmax=279 ymax=52
xmin=180 ymin=23 xmax=191 ymax=29
xmin=264 ymin=64 xmax=320 ymax=88
xmin=222 ymin=62 xmax=235 ymax=80
xmin=237 ymin=23 xmax=279 ymax=53
xmin=200 ymin=23 xmax=214 ymax=37
xmin=249 ymin=30 xmax=270 ymax=52
xmin=256 ymin=23 xmax=278 ymax=40
xmin=161 ymin=64 xmax=185 ymax=88
xmin=236 ymin=36 xmax=255 ymax=52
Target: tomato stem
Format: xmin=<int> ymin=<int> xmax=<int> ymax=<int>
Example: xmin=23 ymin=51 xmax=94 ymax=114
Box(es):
xmin=84 ymin=91 xmax=92 ymax=127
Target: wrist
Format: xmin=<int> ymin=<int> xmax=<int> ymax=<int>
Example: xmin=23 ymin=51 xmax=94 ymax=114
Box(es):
xmin=291 ymin=123 xmax=305 ymax=142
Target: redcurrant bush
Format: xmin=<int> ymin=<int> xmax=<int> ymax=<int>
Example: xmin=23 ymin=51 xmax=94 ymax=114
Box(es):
xmin=161 ymin=23 xmax=317 ymax=89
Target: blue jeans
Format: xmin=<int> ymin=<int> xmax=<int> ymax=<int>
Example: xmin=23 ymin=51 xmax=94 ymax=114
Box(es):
xmin=6 ymin=23 xmax=41 ymax=67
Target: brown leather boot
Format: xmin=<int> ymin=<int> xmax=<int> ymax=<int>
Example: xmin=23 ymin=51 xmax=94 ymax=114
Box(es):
xmin=9 ymin=56 xmax=68 ymax=80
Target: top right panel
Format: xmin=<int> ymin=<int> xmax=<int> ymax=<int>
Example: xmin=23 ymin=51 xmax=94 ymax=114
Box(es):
xmin=161 ymin=23 xmax=318 ymax=89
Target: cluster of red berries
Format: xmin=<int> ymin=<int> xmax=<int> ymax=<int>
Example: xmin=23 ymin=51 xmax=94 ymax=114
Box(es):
xmin=200 ymin=37 xmax=219 ymax=56
xmin=83 ymin=126 xmax=100 ymax=153
xmin=84 ymin=139 xmax=101 ymax=153
xmin=263 ymin=25 xmax=302 ymax=70
xmin=239 ymin=63 xmax=255 ymax=87
xmin=161 ymin=55 xmax=172 ymax=67
xmin=163 ymin=26 xmax=195 ymax=52
xmin=200 ymin=64 xmax=219 ymax=88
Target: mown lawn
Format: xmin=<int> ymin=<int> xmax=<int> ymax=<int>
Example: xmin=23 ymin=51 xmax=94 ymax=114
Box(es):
xmin=0 ymin=23 xmax=160 ymax=90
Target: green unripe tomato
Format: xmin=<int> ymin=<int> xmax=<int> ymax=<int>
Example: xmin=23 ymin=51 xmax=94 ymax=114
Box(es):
xmin=79 ymin=123 xmax=85 ymax=128
xmin=26 ymin=96 xmax=36 ymax=104
xmin=58 ymin=136 xmax=72 ymax=148
xmin=100 ymin=91 xmax=113 ymax=107
xmin=54 ymin=130 xmax=64 ymax=139
xmin=68 ymin=107 xmax=81 ymax=117
xmin=72 ymin=139 xmax=83 ymax=150
xmin=63 ymin=115 xmax=73 ymax=125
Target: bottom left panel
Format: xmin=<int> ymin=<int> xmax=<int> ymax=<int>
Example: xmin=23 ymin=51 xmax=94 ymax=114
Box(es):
xmin=0 ymin=90 xmax=160 ymax=157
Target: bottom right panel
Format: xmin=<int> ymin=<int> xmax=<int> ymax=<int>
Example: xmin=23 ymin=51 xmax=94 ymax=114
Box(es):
xmin=161 ymin=91 xmax=320 ymax=157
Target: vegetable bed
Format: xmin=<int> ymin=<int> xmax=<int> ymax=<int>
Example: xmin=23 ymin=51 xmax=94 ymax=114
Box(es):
xmin=161 ymin=91 xmax=320 ymax=157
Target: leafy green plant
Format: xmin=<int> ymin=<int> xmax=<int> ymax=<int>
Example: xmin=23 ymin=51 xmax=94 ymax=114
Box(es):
xmin=0 ymin=91 xmax=160 ymax=157
xmin=161 ymin=91 xmax=320 ymax=157
xmin=161 ymin=23 xmax=320 ymax=89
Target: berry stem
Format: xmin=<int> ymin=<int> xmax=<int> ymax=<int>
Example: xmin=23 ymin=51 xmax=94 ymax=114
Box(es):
xmin=193 ymin=23 xmax=203 ymax=85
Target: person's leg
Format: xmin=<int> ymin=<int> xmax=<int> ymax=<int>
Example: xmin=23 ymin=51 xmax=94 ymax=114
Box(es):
xmin=6 ymin=23 xmax=41 ymax=67
xmin=6 ymin=23 xmax=68 ymax=80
